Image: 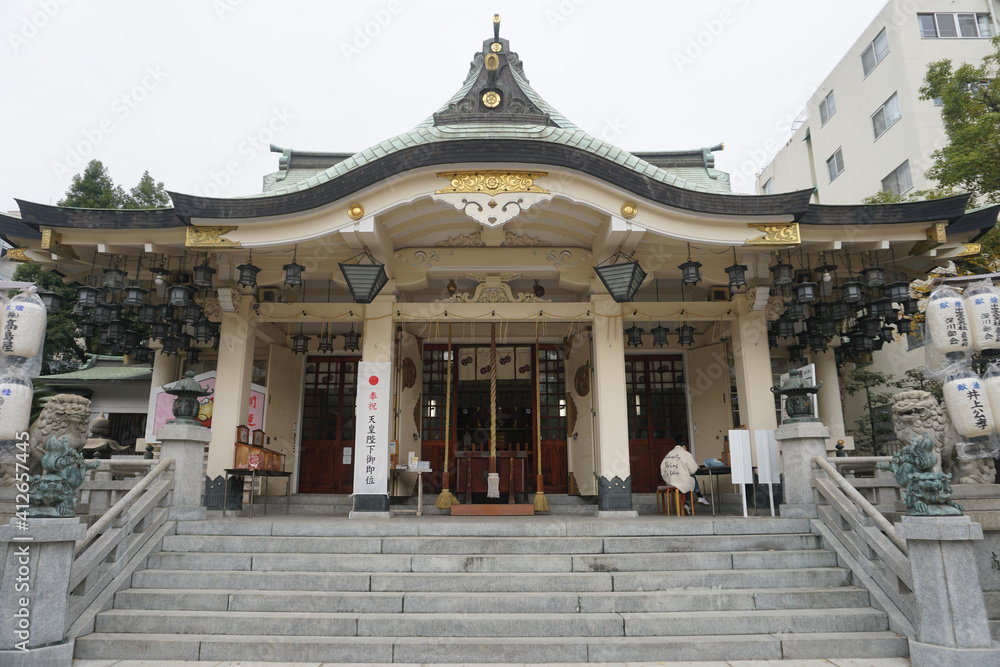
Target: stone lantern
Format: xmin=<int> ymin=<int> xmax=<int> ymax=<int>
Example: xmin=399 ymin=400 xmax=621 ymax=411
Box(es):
xmin=771 ymin=368 xmax=822 ymax=423
xmin=163 ymin=370 xmax=211 ymax=426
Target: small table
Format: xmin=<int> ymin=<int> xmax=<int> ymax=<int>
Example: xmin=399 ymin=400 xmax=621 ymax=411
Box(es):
xmin=390 ymin=468 xmax=433 ymax=516
xmin=694 ymin=466 xmax=731 ymax=517
xmin=223 ymin=468 xmax=292 ymax=519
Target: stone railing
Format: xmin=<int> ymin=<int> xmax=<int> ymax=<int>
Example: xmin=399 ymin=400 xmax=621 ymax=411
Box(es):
xmin=77 ymin=458 xmax=157 ymax=524
xmin=65 ymin=457 xmax=176 ymax=640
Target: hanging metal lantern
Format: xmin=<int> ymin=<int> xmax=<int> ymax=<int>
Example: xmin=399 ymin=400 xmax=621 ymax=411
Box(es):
xmin=777 ymin=318 xmax=796 ymax=338
xmin=77 ymin=285 xmax=100 ymax=309
xmin=851 ymin=330 xmax=874 ymax=352
xmin=725 ymin=248 xmax=748 ymax=290
xmin=830 ymin=300 xmax=850 ymax=321
xmin=838 ymin=281 xmax=865 ymax=305
xmin=879 ymin=324 xmax=895 ymax=343
xmin=237 ymin=255 xmax=261 ymax=288
xmin=813 ymin=302 xmax=831 ymax=320
xmin=138 ymin=303 xmax=158 ymax=325
xmin=182 ymin=303 xmax=203 ymax=324
xmin=283 ymin=260 xmax=305 ymax=287
xmin=768 ymin=327 xmax=779 ymax=349
xmin=123 ymin=284 xmax=148 ymax=309
xmin=788 ymin=345 xmax=806 ymax=364
xmin=869 ymin=297 xmax=894 ymax=318
xmin=769 ymin=257 xmax=794 ymax=286
xmin=860 ymin=265 xmax=886 ymax=289
xmin=820 ymin=318 xmax=838 ymax=337
xmin=872 ymin=338 xmax=885 ymax=352
xmin=192 ymin=260 xmax=216 ymax=289
xmin=862 ymin=317 xmax=881 ymax=338
xmin=678 ymin=258 xmax=702 ymax=285
xmin=151 ymin=322 xmax=168 ymax=342
xmin=340 ymin=250 xmax=389 ymax=304
xmin=593 ymin=252 xmax=646 ymax=302
xmin=103 ymin=267 xmax=127 ymax=290
xmin=678 ymin=323 xmax=695 ymax=347
xmin=884 ymin=281 xmax=910 ymax=303
xmin=132 ymin=345 xmax=152 ymax=364
xmin=343 ymin=325 xmax=360 ymax=352
xmin=792 ymin=280 xmax=818 ymax=304
xmin=37 ymin=290 xmax=63 ymax=314
xmin=796 ymin=330 xmax=811 ymax=348
xmin=805 ymin=317 xmax=823 ymax=335
xmin=902 ymin=298 xmax=919 ymax=316
xmin=317 ymin=328 xmax=334 ymax=353
xmin=809 ymin=333 xmax=828 ymax=353
xmin=162 ymin=336 xmax=181 ymax=356
xmin=651 ymin=324 xmax=670 ymax=347
xmin=92 ymin=301 xmax=114 ymax=324
xmin=625 ymin=325 xmax=644 ymax=348
xmin=291 ymin=332 xmax=311 ymax=355
xmin=168 ymin=284 xmax=193 ymax=308
xmin=80 ymin=321 xmax=97 ymax=338
xmin=185 ymin=347 xmax=201 ymax=364
xmin=193 ymin=319 xmax=214 ymax=343
xmin=157 ymin=303 xmax=173 ymax=322
xmin=123 ymin=329 xmax=141 ymax=349
xmin=897 ymin=319 xmax=913 ymax=335
xmin=883 ymin=308 xmax=899 ymax=324
xmin=787 ymin=301 xmax=807 ymax=322
xmin=835 ymin=346 xmax=847 ymax=365
xmin=107 ymin=320 xmax=126 ymax=340
xmin=168 ymin=318 xmax=184 ymax=338
xmin=177 ymin=333 xmax=193 ymax=351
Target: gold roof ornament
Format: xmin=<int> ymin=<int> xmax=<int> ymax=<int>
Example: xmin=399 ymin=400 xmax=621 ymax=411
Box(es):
xmin=347 ymin=203 xmax=365 ymax=220
xmin=185 ymin=226 xmax=240 ymax=248
xmin=435 ymin=171 xmax=549 ymax=196
xmin=747 ymin=222 xmax=800 ymax=245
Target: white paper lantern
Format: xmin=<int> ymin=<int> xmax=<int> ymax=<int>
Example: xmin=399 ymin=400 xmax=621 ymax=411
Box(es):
xmin=964 ymin=280 xmax=1000 ymax=352
xmin=0 ymin=374 xmax=32 ymax=440
xmin=985 ymin=366 xmax=1000 ymax=428
xmin=944 ymin=370 xmax=995 ymax=438
xmin=926 ymin=286 xmax=971 ymax=357
xmin=3 ymin=291 xmax=47 ymax=359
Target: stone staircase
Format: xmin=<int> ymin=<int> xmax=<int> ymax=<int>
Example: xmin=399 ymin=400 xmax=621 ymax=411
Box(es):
xmin=73 ymin=516 xmax=908 ymax=663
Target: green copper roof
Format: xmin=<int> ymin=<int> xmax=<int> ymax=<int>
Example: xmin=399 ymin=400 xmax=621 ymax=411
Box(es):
xmin=38 ymin=355 xmax=152 ymax=385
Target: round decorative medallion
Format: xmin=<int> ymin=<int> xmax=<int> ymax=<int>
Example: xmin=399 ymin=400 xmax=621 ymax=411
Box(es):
xmin=482 ymin=91 xmax=501 ymax=108
xmin=347 ymin=203 xmax=365 ymax=220
xmin=485 ymin=53 xmax=499 ymax=71
xmin=574 ymin=365 xmax=590 ymax=397
xmin=402 ymin=357 xmax=416 ymax=389
xmin=621 ymin=202 xmax=638 ymax=219
xmin=490 ymin=42 xmax=502 ymax=52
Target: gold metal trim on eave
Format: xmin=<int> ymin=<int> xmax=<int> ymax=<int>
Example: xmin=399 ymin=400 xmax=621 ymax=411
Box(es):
xmin=435 ymin=171 xmax=550 ymax=196
xmin=958 ymin=242 xmax=983 ymax=257
xmin=185 ymin=226 xmax=240 ymax=248
xmin=5 ymin=247 xmax=30 ymax=262
xmin=746 ymin=223 xmax=800 ymax=245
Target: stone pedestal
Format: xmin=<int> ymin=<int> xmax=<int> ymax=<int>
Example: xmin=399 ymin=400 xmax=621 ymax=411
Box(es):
xmin=158 ymin=422 xmax=212 ymax=521
xmin=0 ymin=517 xmax=86 ymax=666
xmin=350 ymin=494 xmax=391 ymax=519
xmin=895 ymin=516 xmax=1000 ymax=666
xmin=776 ymin=421 xmax=829 ymax=519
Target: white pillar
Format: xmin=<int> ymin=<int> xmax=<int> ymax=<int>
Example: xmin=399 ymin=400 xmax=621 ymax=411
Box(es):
xmin=814 ymin=346 xmax=846 ymax=445
xmin=150 ymin=346 xmax=180 ymax=389
xmin=732 ymin=300 xmax=778 ymax=437
xmin=590 ymin=296 xmax=636 ymax=516
xmin=205 ymin=297 xmax=256 ymax=480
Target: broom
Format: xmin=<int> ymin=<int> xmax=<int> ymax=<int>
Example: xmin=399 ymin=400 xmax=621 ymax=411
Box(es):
xmin=436 ymin=323 xmax=459 ymax=508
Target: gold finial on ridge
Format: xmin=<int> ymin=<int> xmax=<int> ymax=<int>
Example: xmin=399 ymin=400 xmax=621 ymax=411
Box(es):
xmin=493 ymin=14 xmax=501 ymax=40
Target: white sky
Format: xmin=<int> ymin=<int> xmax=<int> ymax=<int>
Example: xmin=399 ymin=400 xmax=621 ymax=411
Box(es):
xmin=0 ymin=0 xmax=889 ymax=212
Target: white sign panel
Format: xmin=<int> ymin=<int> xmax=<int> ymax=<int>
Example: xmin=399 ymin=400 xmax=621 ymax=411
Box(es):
xmin=780 ymin=363 xmax=819 ymax=423
xmin=754 ymin=430 xmax=780 ymax=485
xmin=352 ymin=361 xmax=391 ymax=495
xmin=728 ymin=430 xmax=753 ymax=485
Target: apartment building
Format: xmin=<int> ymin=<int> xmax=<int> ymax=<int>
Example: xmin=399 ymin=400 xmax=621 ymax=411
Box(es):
xmin=758 ymin=0 xmax=1000 ymax=203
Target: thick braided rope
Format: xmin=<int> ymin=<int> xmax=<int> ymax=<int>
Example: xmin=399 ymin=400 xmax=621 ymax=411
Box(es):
xmin=443 ymin=323 xmax=452 ymax=478
xmin=490 ymin=321 xmax=497 ymax=464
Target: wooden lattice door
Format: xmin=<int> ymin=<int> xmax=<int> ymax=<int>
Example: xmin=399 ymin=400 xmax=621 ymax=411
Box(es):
xmin=299 ymin=357 xmax=358 ymax=493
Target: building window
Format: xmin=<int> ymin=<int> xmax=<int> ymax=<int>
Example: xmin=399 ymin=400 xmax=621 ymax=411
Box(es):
xmin=882 ymin=161 xmax=913 ymax=196
xmin=819 ymin=91 xmax=836 ymax=125
xmin=919 ymin=13 xmax=992 ymax=39
xmin=826 ymin=148 xmax=845 ymax=182
xmin=861 ymin=29 xmax=890 ymax=77
xmin=761 ymin=178 xmax=773 ymax=194
xmin=872 ymin=92 xmax=901 ymax=139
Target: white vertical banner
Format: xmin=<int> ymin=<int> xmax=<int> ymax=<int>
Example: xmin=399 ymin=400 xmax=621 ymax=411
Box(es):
xmin=353 ymin=361 xmax=391 ymax=495
xmin=497 ymin=347 xmax=515 ymax=380
xmin=755 ymin=429 xmax=780 ymax=517
xmin=729 ymin=429 xmax=753 ymax=518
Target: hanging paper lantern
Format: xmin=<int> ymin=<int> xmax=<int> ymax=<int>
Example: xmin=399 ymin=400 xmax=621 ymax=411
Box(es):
xmin=964 ymin=280 xmax=1000 ymax=353
xmin=944 ymin=365 xmax=1000 ymax=458
xmin=0 ymin=373 xmax=33 ymax=439
xmin=625 ymin=325 xmax=644 ymax=347
xmin=926 ymin=285 xmax=971 ymax=359
xmin=2 ymin=288 xmax=48 ymax=360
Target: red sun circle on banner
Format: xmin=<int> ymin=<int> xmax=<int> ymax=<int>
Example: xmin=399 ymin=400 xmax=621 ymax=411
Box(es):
xmin=368 ymin=376 xmax=379 ymax=386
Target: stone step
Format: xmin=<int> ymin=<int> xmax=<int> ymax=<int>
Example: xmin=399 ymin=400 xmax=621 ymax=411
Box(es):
xmin=145 ymin=548 xmax=836 ymax=573
xmin=92 ymin=606 xmax=887 ymax=638
xmin=159 ymin=532 xmax=822 ymax=555
xmin=73 ymin=631 xmax=909 ymax=663
xmin=113 ymin=586 xmax=871 ymax=614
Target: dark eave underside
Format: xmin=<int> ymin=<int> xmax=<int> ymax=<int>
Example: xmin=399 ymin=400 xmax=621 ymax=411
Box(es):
xmin=167 ymin=140 xmax=814 ymax=220
xmin=946 ymin=204 xmax=1000 ymax=241
xmin=15 ymin=200 xmax=186 ymax=229
xmin=797 ymin=195 xmax=971 ymax=226
xmin=0 ymin=212 xmax=42 ymax=240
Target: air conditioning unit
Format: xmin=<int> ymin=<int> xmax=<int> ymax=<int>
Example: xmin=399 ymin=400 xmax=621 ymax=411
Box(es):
xmin=708 ymin=286 xmax=730 ymax=302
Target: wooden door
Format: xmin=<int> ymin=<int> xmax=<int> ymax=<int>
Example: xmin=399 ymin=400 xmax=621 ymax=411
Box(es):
xmin=300 ymin=357 xmax=358 ymax=493
xmin=625 ymin=355 xmax=688 ymax=492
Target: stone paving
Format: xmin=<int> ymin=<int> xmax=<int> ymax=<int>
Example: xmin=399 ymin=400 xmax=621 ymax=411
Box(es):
xmin=72 ymin=659 xmax=912 ymax=666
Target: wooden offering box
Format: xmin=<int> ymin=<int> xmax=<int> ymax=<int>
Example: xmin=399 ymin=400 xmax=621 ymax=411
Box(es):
xmin=234 ymin=442 xmax=285 ymax=471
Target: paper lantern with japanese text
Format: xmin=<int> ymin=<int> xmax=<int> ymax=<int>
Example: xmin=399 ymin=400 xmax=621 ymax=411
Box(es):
xmin=926 ymin=286 xmax=971 ymax=358
xmin=964 ymin=280 xmax=1000 ymax=353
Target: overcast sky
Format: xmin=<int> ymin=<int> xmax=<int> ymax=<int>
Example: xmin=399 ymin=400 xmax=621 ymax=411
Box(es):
xmin=0 ymin=0 xmax=889 ymax=212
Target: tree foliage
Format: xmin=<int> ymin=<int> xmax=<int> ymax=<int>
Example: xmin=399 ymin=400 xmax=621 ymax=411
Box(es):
xmin=919 ymin=36 xmax=1000 ymax=204
xmin=845 ymin=368 xmax=901 ymax=455
xmin=11 ymin=262 xmax=86 ymax=374
xmin=123 ymin=171 xmax=170 ymax=209
xmin=57 ymin=160 xmax=170 ymax=209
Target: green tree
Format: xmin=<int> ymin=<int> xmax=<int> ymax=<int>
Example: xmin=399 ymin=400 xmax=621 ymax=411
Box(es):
xmin=58 ymin=160 xmax=125 ymax=208
xmin=845 ymin=368 xmax=901 ymax=455
xmin=899 ymin=367 xmax=944 ymax=405
xmin=919 ymin=36 xmax=1000 ymax=204
xmin=123 ymin=171 xmax=170 ymax=209
xmin=11 ymin=262 xmax=86 ymax=374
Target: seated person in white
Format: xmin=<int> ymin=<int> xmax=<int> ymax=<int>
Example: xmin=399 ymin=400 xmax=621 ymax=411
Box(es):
xmin=659 ymin=444 xmax=710 ymax=512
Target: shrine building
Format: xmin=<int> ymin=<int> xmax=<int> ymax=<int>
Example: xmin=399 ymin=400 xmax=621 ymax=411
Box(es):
xmin=1 ymin=17 xmax=996 ymax=515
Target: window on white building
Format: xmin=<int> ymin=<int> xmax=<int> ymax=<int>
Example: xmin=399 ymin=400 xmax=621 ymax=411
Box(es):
xmin=827 ymin=148 xmax=845 ymax=182
xmin=861 ymin=29 xmax=890 ymax=77
xmin=881 ymin=161 xmax=913 ymax=196
xmin=872 ymin=92 xmax=901 ymax=139
xmin=761 ymin=178 xmax=773 ymax=195
xmin=819 ymin=91 xmax=836 ymax=125
xmin=919 ymin=13 xmax=992 ymax=38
